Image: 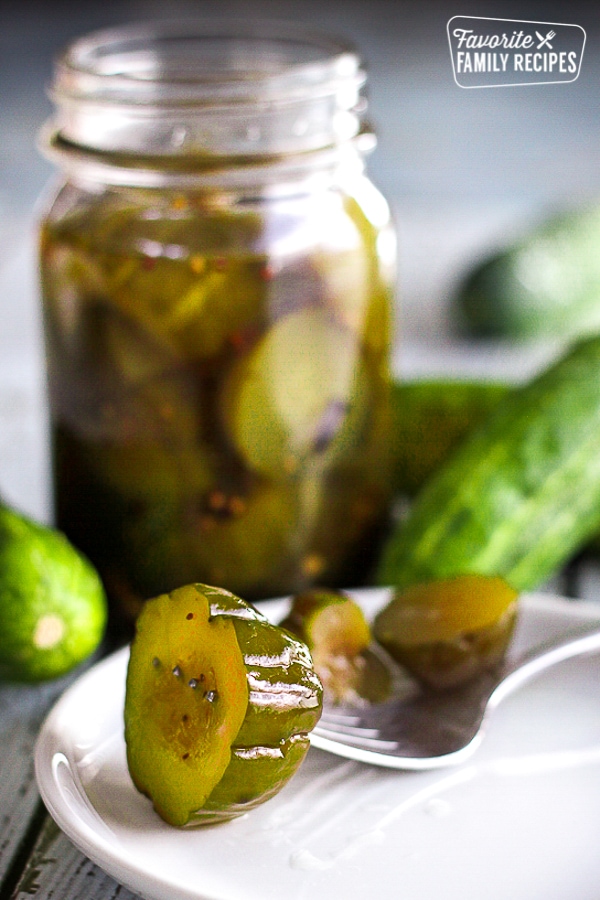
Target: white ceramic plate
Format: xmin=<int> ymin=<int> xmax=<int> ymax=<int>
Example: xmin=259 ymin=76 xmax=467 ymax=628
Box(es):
xmin=35 ymin=590 xmax=600 ymax=900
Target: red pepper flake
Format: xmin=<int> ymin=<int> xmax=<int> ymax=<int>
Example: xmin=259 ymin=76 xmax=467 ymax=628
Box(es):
xmin=229 ymin=330 xmax=247 ymax=352
xmin=159 ymin=403 xmax=175 ymax=422
xmin=141 ymin=257 xmax=156 ymax=271
xmin=259 ymin=263 xmax=276 ymax=281
xmin=228 ymin=496 xmax=246 ymax=517
xmin=198 ymin=515 xmax=217 ymax=532
xmin=301 ymin=553 xmax=326 ymax=578
xmin=213 ymin=256 xmax=228 ymax=272
xmin=208 ymin=490 xmax=227 ymax=512
xmin=229 ymin=324 xmax=260 ymax=354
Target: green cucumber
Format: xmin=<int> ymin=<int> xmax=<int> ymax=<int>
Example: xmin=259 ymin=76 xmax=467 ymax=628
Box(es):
xmin=377 ymin=335 xmax=600 ymax=593
xmin=454 ymin=206 xmax=600 ymax=339
xmin=391 ymin=379 xmax=510 ymax=496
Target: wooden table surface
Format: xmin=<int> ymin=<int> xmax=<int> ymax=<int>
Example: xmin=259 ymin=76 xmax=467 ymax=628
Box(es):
xmin=0 ymin=669 xmax=136 ymax=899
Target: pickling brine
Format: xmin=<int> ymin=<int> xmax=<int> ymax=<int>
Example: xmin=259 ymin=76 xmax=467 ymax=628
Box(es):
xmin=38 ymin=23 xmax=396 ymax=625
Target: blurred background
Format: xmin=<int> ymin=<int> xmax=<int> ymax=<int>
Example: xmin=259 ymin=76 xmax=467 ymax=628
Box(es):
xmin=1 ymin=0 xmax=600 ymax=522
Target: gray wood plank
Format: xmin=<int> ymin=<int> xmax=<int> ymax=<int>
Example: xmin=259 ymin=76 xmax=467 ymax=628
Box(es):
xmin=11 ymin=817 xmax=139 ymax=900
xmin=0 ymin=678 xmax=67 ymax=884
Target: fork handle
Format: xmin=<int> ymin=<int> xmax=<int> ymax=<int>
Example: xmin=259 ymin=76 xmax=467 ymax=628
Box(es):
xmin=492 ymin=626 xmax=600 ymax=708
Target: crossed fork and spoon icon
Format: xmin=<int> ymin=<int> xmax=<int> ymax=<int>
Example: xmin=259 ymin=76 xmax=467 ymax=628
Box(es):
xmin=535 ymin=29 xmax=556 ymax=49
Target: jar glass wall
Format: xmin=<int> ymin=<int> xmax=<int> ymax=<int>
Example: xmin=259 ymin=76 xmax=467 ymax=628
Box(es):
xmin=38 ymin=21 xmax=396 ymax=624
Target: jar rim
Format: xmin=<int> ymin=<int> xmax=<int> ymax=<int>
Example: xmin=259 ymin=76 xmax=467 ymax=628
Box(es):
xmin=45 ymin=19 xmax=370 ymax=166
xmin=52 ymin=19 xmax=365 ymax=107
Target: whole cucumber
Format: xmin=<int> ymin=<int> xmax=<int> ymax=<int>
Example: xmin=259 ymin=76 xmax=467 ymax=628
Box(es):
xmin=454 ymin=206 xmax=600 ymax=339
xmin=391 ymin=379 xmax=510 ymax=497
xmin=377 ymin=335 xmax=600 ymax=592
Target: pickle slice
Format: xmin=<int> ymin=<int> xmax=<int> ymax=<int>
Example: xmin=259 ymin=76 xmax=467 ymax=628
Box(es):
xmin=124 ymin=480 xmax=299 ymax=603
xmin=282 ymin=589 xmax=370 ymax=656
xmin=46 ymin=296 xmax=195 ymax=445
xmin=43 ymin=201 xmax=270 ymax=361
xmin=223 ymin=307 xmax=366 ymax=476
xmin=185 ymin=481 xmax=299 ymax=598
xmin=42 ymin=242 xmax=108 ymax=310
xmin=110 ymin=253 xmax=266 ymax=360
xmin=124 ymin=585 xmax=248 ymax=827
xmin=373 ymin=575 xmax=519 ymax=690
xmin=90 ymin=443 xmax=213 ymax=499
xmin=315 ymin=246 xmax=369 ymax=335
xmin=319 ymin=193 xmax=394 ymax=354
xmin=281 ymin=589 xmax=390 ymax=704
xmin=198 ymin=735 xmax=310 ymax=824
xmin=170 ymin=257 xmax=267 ymax=359
xmin=125 ymin=583 xmax=323 ymax=827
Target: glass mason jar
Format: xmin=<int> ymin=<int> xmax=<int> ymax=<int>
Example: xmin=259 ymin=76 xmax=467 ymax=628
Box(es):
xmin=38 ymin=21 xmax=396 ymax=625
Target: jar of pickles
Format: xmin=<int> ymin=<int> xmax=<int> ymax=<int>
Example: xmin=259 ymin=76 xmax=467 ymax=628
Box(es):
xmin=38 ymin=21 xmax=396 ymax=625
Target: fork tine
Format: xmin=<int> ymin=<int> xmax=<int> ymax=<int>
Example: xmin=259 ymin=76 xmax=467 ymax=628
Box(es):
xmin=318 ymin=709 xmax=363 ymax=726
xmin=317 ymin=721 xmax=381 ymax=738
xmin=313 ymin=725 xmax=400 ymax=752
xmin=311 ymin=626 xmax=600 ymax=767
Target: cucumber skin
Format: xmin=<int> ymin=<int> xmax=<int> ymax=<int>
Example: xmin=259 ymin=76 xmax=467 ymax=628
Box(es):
xmin=391 ymin=380 xmax=510 ymax=497
xmin=377 ymin=336 xmax=600 ymax=592
xmin=454 ymin=207 xmax=600 ymax=339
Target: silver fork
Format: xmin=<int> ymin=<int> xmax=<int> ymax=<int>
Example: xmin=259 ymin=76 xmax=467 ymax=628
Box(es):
xmin=310 ymin=626 xmax=600 ymax=769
